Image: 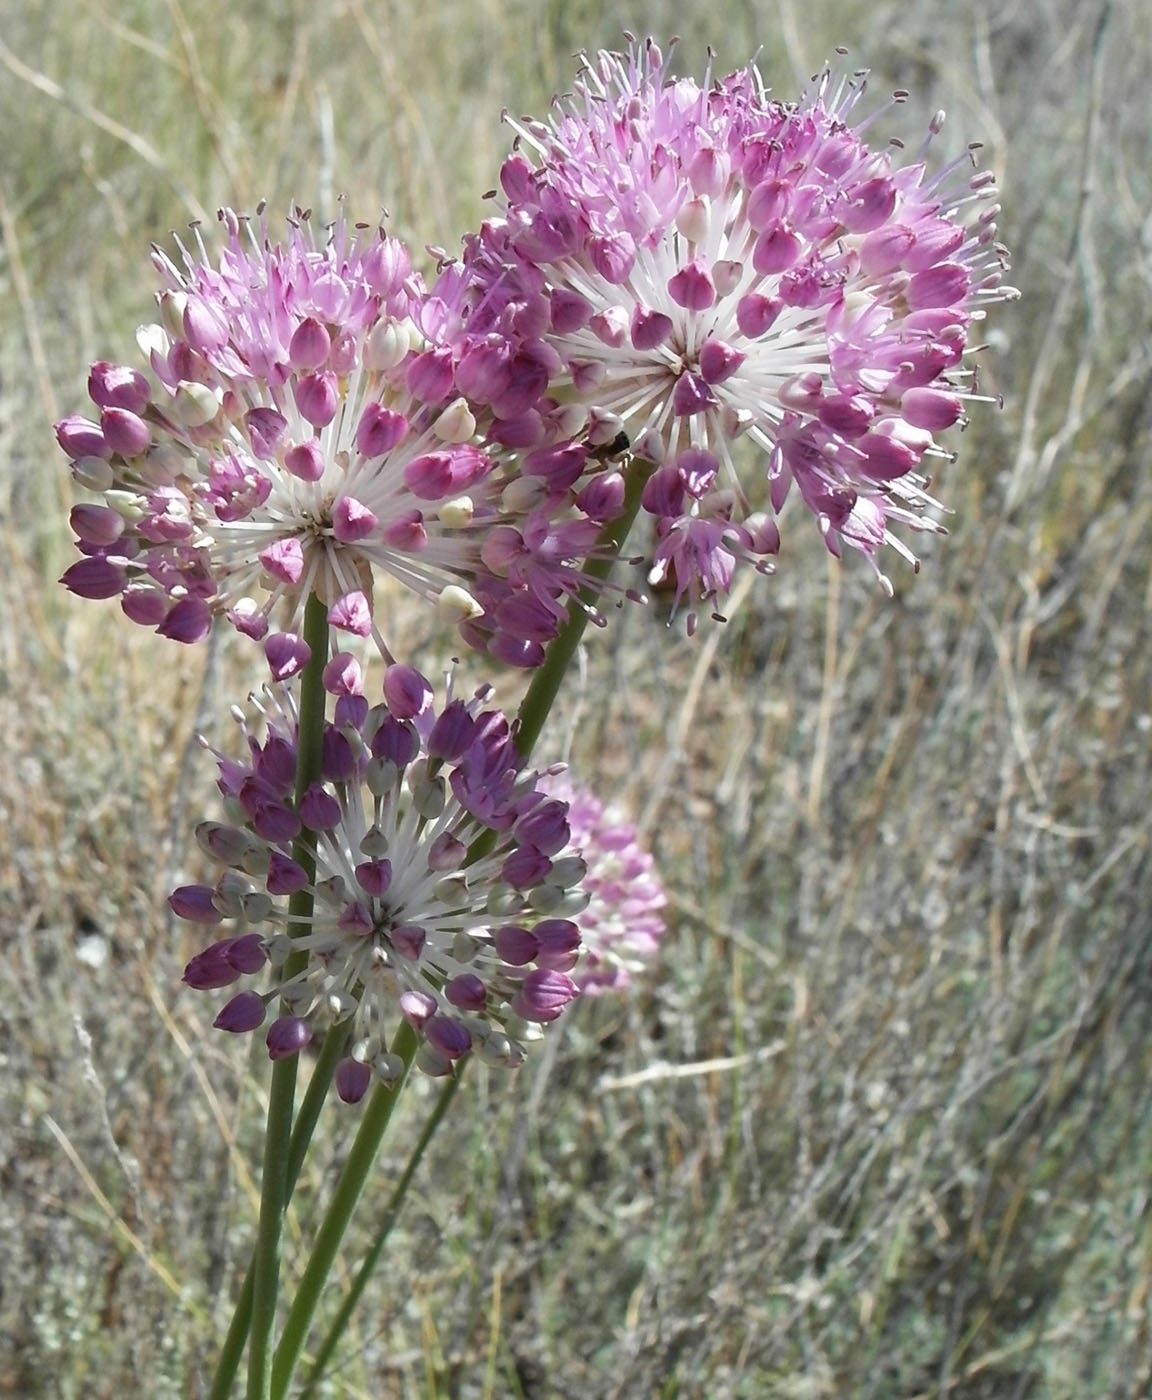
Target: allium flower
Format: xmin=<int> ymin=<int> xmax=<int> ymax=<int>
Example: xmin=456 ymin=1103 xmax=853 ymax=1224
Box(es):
xmin=173 ymin=661 xmax=587 ymax=1091
xmin=541 ymin=774 xmax=665 ymax=993
xmin=57 ymin=208 xmax=605 ymax=671
xmin=460 ymin=39 xmax=1015 ymax=614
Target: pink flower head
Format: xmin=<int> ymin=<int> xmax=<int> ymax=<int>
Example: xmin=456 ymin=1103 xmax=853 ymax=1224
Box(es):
xmin=175 ymin=671 xmax=587 ymax=1087
xmin=468 ymin=40 xmax=1015 ymax=614
xmin=58 ymin=207 xmax=599 ymax=669
xmin=541 ymin=773 xmax=666 ymax=994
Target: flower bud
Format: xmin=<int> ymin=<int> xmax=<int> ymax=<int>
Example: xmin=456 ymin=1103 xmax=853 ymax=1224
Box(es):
xmin=214 ymin=991 xmax=266 ymax=1033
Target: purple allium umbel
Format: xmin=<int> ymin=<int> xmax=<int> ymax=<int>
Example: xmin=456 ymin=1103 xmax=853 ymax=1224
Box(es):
xmin=458 ymin=40 xmax=1016 ymax=619
xmin=541 ymin=775 xmax=666 ymax=994
xmin=58 ymin=208 xmax=608 ymax=672
xmin=173 ymin=661 xmax=587 ymax=1092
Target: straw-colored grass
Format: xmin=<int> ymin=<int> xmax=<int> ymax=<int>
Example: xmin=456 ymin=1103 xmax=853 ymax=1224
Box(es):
xmin=3 ymin=0 xmax=1150 ymax=1395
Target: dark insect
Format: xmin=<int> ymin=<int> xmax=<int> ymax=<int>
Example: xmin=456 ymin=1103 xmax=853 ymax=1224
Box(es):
xmin=586 ymin=429 xmax=631 ymax=463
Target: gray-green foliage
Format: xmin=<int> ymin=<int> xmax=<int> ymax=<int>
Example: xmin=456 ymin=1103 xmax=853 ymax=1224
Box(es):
xmin=2 ymin=0 xmax=1150 ymax=1395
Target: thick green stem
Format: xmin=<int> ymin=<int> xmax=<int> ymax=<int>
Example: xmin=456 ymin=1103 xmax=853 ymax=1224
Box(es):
xmin=514 ymin=458 xmax=650 ymax=758
xmin=298 ymin=1065 xmax=466 ymax=1397
xmin=205 ymin=1025 xmax=351 ymax=1400
xmin=270 ymin=1020 xmax=420 ymax=1400
xmin=246 ymin=595 xmax=330 ymax=1400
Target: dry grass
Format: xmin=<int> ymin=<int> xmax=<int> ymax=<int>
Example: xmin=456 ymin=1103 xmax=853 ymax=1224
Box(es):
xmin=3 ymin=0 xmax=1151 ymax=1395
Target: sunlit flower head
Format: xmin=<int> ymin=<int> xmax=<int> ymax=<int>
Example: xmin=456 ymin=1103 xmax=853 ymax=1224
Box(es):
xmin=57 ymin=207 xmax=601 ymax=673
xmin=173 ymin=661 xmax=587 ymax=1092
xmin=467 ymin=39 xmax=1015 ymax=616
xmin=541 ymin=774 xmax=665 ymax=994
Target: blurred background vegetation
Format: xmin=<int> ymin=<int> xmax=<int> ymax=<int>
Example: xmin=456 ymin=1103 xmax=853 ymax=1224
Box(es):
xmin=2 ymin=0 xmax=1151 ymax=1395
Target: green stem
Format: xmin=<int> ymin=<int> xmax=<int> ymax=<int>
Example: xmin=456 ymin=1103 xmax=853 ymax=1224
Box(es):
xmin=514 ymin=458 xmax=651 ymax=758
xmin=299 ymin=1064 xmax=466 ymax=1397
xmin=270 ymin=1019 xmax=420 ymax=1400
xmin=246 ymin=594 xmax=330 ymax=1400
xmin=206 ymin=1025 xmax=351 ymax=1400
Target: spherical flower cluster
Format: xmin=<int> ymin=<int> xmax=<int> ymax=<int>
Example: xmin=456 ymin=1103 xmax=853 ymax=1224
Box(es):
xmin=541 ymin=774 xmax=665 ymax=993
xmin=172 ymin=661 xmax=588 ymax=1092
xmin=57 ymin=208 xmax=610 ymax=673
xmin=456 ymin=39 xmax=1015 ymax=614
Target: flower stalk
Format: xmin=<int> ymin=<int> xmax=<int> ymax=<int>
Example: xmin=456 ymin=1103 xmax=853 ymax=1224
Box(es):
xmin=247 ymin=592 xmax=329 ymax=1400
xmin=270 ymin=1019 xmax=420 ymax=1399
xmin=515 ymin=456 xmax=651 ymax=758
xmin=298 ymin=1064 xmax=466 ymax=1397
xmin=206 ymin=1023 xmax=351 ymax=1400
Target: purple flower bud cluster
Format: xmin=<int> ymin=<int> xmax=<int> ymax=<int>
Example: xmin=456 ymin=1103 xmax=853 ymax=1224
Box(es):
xmin=448 ymin=39 xmax=1016 ymax=615
xmin=540 ymin=775 xmax=666 ymax=994
xmin=172 ymin=660 xmax=588 ymax=1090
xmin=57 ymin=208 xmax=614 ymax=673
